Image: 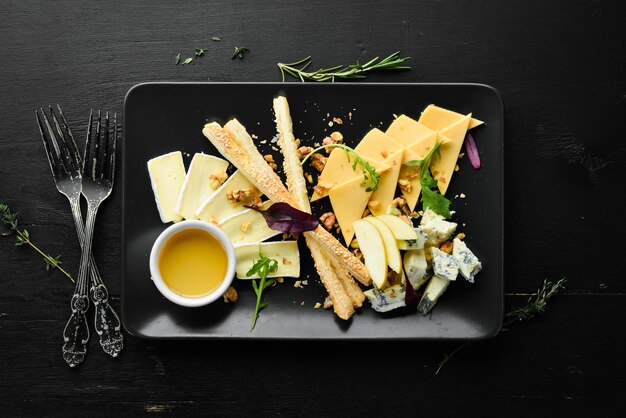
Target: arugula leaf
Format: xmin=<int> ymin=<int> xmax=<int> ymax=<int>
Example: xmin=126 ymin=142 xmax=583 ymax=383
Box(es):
xmin=405 ymin=141 xmax=452 ymax=218
xmin=248 ymin=249 xmax=279 ymax=331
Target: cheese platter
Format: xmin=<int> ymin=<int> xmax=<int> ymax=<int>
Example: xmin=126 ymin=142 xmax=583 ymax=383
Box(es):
xmin=122 ymin=82 xmax=503 ymax=339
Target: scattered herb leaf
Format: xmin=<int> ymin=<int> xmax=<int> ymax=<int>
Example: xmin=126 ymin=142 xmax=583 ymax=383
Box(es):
xmin=181 ymin=57 xmax=194 ymax=65
xmin=301 ymin=143 xmax=381 ymax=192
xmin=277 ymin=51 xmax=410 ymax=82
xmin=246 ymin=202 xmax=319 ymax=234
xmin=195 ymin=48 xmax=205 ymax=58
xmin=404 ymin=141 xmax=451 ymax=218
xmin=247 ymin=249 xmax=279 ymax=331
xmin=0 ymin=203 xmax=74 ymax=283
xmin=435 ymin=278 xmax=567 ymax=375
xmin=175 ymin=53 xmax=181 ymax=65
xmin=232 ymin=47 xmax=248 ymax=60
xmin=212 ymin=36 xmax=221 ymax=42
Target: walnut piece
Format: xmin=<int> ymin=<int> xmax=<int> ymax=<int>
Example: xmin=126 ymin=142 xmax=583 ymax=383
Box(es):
xmin=209 ymin=171 xmax=228 ymax=189
xmin=222 ymin=286 xmax=238 ymax=303
xmin=264 ymin=154 xmax=278 ymax=171
xmin=398 ymin=179 xmax=412 ymax=194
xmin=310 ymin=153 xmax=326 ymax=172
xmin=227 ymin=187 xmax=255 ymax=204
xmin=322 ymin=131 xmax=344 ymax=153
xmin=439 ymin=241 xmax=453 ymax=254
xmin=297 ymin=146 xmax=314 ymax=160
xmin=313 ymin=181 xmax=332 ymax=197
xmin=319 ymin=212 xmax=336 ymax=230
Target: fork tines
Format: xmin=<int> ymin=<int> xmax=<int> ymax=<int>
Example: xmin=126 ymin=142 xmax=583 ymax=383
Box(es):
xmin=84 ymin=110 xmax=117 ymax=183
xmin=36 ymin=105 xmax=82 ymax=178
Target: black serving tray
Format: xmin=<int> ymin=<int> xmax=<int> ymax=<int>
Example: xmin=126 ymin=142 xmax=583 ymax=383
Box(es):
xmin=122 ymin=82 xmax=503 ymax=339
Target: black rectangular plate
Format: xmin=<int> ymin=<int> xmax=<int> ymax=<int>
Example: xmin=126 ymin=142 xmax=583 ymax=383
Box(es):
xmin=122 ymin=82 xmax=503 ymax=340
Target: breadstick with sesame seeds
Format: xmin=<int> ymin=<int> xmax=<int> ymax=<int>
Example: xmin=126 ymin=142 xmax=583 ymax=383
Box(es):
xmin=273 ymin=96 xmax=357 ymax=319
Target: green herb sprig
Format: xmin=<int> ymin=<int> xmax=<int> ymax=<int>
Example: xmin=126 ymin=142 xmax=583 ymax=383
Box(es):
xmin=435 ymin=278 xmax=567 ymax=375
xmin=232 ymin=47 xmax=248 ymax=60
xmin=301 ymin=144 xmax=381 ymax=192
xmin=278 ymin=51 xmax=410 ymax=82
xmin=247 ymin=250 xmax=279 ymax=331
xmin=405 ymin=141 xmax=452 ymax=218
xmin=0 ymin=203 xmax=74 ymax=283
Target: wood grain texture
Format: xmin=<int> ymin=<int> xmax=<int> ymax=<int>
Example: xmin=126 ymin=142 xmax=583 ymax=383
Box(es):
xmin=0 ymin=0 xmax=625 ymax=416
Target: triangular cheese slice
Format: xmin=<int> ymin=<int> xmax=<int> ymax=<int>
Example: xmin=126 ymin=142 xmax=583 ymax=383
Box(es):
xmin=385 ymin=115 xmax=435 ymax=148
xmin=431 ymin=114 xmax=471 ymax=195
xmin=397 ymin=133 xmax=447 ymax=210
xmin=311 ymin=151 xmax=390 ymax=202
xmin=368 ymin=149 xmax=404 ymax=216
xmin=329 ymin=176 xmax=373 ymax=245
xmin=420 ymin=105 xmax=483 ymax=130
xmin=355 ymin=128 xmax=404 ymax=161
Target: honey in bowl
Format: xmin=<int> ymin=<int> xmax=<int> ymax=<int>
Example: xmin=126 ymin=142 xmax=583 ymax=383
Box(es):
xmin=158 ymin=228 xmax=228 ymax=298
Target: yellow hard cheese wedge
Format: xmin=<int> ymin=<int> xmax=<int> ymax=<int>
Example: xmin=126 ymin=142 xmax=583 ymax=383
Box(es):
xmin=234 ymin=241 xmax=300 ymax=279
xmin=385 ymin=115 xmax=436 ymax=151
xmin=431 ymin=114 xmax=471 ymax=195
xmin=368 ymin=149 xmax=404 ymax=216
xmin=311 ymin=151 xmax=390 ymax=201
xmin=419 ymin=104 xmax=483 ymax=130
xmin=196 ymin=170 xmax=256 ymax=224
xmin=219 ymin=209 xmax=280 ymax=245
xmin=329 ymin=176 xmax=373 ymax=245
xmin=354 ymin=128 xmax=404 ymax=162
xmin=176 ymin=153 xmax=229 ymax=220
xmin=397 ymin=133 xmax=445 ymax=210
xmin=147 ymin=151 xmax=186 ymax=223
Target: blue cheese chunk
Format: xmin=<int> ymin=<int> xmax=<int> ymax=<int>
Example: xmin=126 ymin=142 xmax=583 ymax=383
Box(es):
xmin=420 ymin=209 xmax=457 ymax=245
xmin=452 ymin=238 xmax=482 ymax=283
xmin=364 ymin=284 xmax=406 ymax=312
xmin=430 ymin=247 xmax=459 ymax=281
xmin=397 ymin=226 xmax=428 ymax=250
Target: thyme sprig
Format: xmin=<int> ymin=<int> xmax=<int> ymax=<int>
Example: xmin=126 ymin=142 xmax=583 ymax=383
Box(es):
xmin=435 ymin=278 xmax=567 ymax=375
xmin=278 ymin=51 xmax=410 ymax=82
xmin=301 ymin=144 xmax=380 ymax=192
xmin=0 ymin=203 xmax=74 ymax=283
xmin=247 ymin=249 xmax=279 ymax=331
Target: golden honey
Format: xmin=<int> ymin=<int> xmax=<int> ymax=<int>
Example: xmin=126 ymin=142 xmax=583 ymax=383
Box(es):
xmin=158 ymin=228 xmax=228 ymax=298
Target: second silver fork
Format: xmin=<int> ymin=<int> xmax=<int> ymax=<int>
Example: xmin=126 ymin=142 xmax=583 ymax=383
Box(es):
xmin=37 ymin=106 xmax=123 ymax=367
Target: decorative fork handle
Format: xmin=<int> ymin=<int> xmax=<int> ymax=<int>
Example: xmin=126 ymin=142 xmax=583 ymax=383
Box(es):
xmin=62 ymin=203 xmax=98 ymax=367
xmin=68 ymin=197 xmax=123 ymax=358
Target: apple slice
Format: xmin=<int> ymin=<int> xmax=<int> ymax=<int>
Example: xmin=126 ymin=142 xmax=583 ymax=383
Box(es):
xmin=363 ymin=216 xmax=402 ymax=274
xmin=353 ymin=219 xmax=388 ymax=289
xmin=376 ymin=214 xmax=419 ymax=241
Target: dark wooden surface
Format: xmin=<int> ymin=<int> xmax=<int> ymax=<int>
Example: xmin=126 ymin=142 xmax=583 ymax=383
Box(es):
xmin=1 ymin=0 xmax=624 ymax=416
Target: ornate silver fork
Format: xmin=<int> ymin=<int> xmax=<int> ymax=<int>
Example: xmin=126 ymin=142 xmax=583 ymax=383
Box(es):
xmin=36 ymin=106 xmax=123 ymax=367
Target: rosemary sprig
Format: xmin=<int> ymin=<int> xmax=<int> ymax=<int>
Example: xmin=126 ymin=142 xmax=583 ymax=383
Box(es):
xmin=301 ymin=144 xmax=381 ymax=192
xmin=434 ymin=278 xmax=567 ymax=375
xmin=247 ymin=249 xmax=279 ymax=331
xmin=0 ymin=203 xmax=74 ymax=283
xmin=277 ymin=51 xmax=410 ymax=82
xmin=503 ymin=278 xmax=567 ymax=327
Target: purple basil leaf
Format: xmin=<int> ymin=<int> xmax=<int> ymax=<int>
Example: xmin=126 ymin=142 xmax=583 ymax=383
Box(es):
xmin=464 ymin=133 xmax=481 ymax=169
xmin=246 ymin=202 xmax=319 ymax=234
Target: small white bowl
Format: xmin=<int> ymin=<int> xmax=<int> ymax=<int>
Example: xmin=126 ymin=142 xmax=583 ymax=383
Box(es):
xmin=149 ymin=220 xmax=236 ymax=307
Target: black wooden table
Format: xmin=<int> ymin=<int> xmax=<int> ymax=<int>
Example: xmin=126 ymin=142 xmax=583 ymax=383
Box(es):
xmin=1 ymin=1 xmax=624 ymax=416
